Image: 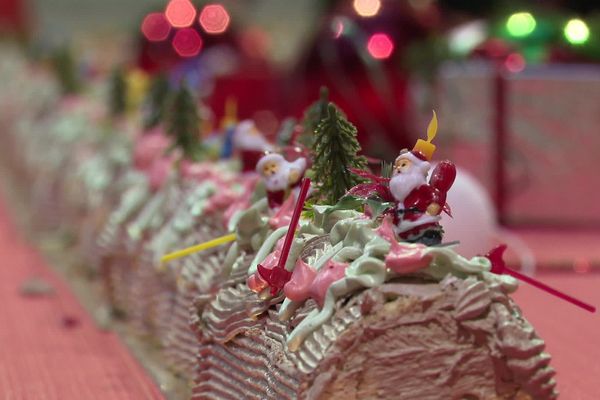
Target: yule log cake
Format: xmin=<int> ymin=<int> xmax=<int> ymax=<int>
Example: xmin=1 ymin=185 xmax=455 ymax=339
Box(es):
xmin=150 ymin=109 xmax=569 ymax=399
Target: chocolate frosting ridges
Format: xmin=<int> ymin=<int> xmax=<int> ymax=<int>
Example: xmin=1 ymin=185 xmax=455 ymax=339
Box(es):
xmin=163 ymin=289 xmax=198 ymax=379
xmin=196 ymin=334 xmax=274 ymax=399
xmin=196 ymin=273 xmax=557 ymax=399
xmin=163 ymin=249 xmax=226 ymax=380
xmin=202 ymin=284 xmax=266 ymax=343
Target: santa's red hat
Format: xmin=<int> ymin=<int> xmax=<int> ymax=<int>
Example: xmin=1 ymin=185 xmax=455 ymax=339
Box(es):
xmin=396 ymin=149 xmax=428 ymax=165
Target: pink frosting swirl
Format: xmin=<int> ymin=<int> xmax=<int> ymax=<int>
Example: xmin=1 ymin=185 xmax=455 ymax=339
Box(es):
xmin=133 ymin=128 xmax=171 ymax=171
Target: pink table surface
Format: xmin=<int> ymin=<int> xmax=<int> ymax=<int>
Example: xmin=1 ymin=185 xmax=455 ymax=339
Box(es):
xmin=0 ymin=197 xmax=165 ymax=400
xmin=513 ymin=272 xmax=600 ymax=399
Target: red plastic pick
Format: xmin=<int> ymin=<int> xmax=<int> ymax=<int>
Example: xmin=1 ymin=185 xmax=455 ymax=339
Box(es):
xmin=486 ymin=245 xmax=596 ymax=313
xmin=258 ymin=178 xmax=311 ymax=296
xmin=257 ymin=264 xmax=291 ymax=296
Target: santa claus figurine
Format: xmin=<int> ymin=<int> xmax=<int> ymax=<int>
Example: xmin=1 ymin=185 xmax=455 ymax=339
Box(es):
xmin=256 ymin=152 xmax=307 ymax=209
xmin=389 ymin=112 xmax=456 ymax=245
xmin=232 ymin=120 xmax=274 ymax=172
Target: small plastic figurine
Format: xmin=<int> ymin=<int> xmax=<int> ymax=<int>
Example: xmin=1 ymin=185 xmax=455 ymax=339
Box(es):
xmin=256 ymin=152 xmax=307 ymax=209
xmin=389 ymin=150 xmax=455 ymax=245
xmin=389 ymin=112 xmax=456 ymax=245
xmin=233 ymin=120 xmax=273 ymax=172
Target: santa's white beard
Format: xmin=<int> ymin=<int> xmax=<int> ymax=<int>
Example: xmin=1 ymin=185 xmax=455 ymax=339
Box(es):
xmin=389 ymin=170 xmax=427 ymax=204
xmin=265 ymin=167 xmax=290 ymax=192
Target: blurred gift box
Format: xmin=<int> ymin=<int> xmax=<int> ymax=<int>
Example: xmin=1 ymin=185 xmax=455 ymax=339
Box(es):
xmin=437 ymin=61 xmax=600 ymax=229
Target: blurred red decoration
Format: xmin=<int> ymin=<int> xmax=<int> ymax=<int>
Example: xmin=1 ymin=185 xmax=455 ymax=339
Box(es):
xmin=141 ymin=13 xmax=171 ymax=42
xmin=471 ymin=38 xmax=513 ymax=61
xmin=367 ymin=33 xmax=394 ymax=59
xmin=165 ymin=0 xmax=197 ymax=28
xmin=0 ymin=0 xmax=29 ymax=34
xmin=240 ymin=27 xmax=271 ymax=59
xmin=199 ymin=4 xmax=230 ymax=35
xmin=172 ymin=28 xmax=203 ymax=57
xmin=505 ymin=52 xmax=526 ymax=73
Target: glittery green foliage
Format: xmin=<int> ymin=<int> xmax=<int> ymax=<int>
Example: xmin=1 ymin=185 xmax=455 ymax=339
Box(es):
xmin=311 ymin=103 xmax=367 ymax=205
xmin=52 ymin=47 xmax=80 ymax=95
xmin=166 ymin=84 xmax=203 ymax=162
xmin=108 ymin=66 xmax=126 ymax=118
xmin=298 ymin=86 xmax=329 ymax=148
xmin=381 ymin=160 xmax=393 ymax=179
xmin=143 ymin=73 xmax=170 ymax=130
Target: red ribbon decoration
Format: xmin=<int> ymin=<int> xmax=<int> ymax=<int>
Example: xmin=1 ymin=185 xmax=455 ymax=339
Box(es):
xmin=347 ymin=168 xmax=394 ymax=203
xmin=258 ymin=178 xmax=311 ymax=296
xmin=486 ymin=245 xmax=596 ymax=313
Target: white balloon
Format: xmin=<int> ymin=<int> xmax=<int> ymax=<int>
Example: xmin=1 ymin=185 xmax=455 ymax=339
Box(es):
xmin=436 ymin=166 xmax=535 ymax=274
xmin=438 ymin=167 xmax=496 ymax=258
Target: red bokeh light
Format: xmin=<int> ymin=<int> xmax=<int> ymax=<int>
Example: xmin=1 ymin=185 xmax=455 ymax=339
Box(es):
xmin=367 ymin=33 xmax=394 ymax=59
xmin=141 ymin=13 xmax=171 ymax=42
xmin=573 ymin=258 xmax=591 ymax=274
xmin=199 ymin=4 xmax=230 ymax=34
xmin=505 ymin=52 xmax=526 ymax=73
xmin=172 ymin=28 xmax=203 ymax=57
xmin=165 ymin=0 xmax=197 ymax=28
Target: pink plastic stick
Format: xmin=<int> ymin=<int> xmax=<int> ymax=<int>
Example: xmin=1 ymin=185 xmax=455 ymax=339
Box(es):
xmin=487 ymin=245 xmax=595 ymax=313
xmin=504 ymin=267 xmax=596 ymax=313
xmin=277 ymin=178 xmax=311 ymax=270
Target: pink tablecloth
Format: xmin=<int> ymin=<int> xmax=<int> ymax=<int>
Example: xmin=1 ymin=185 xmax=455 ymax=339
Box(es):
xmin=513 ymin=272 xmax=600 ymax=399
xmin=0 ymin=197 xmax=165 ymax=400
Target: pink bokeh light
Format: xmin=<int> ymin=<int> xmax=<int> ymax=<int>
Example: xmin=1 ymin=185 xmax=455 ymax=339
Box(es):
xmin=165 ymin=0 xmax=197 ymax=28
xmin=367 ymin=33 xmax=394 ymax=59
xmin=141 ymin=13 xmax=171 ymax=42
xmin=199 ymin=4 xmax=230 ymax=34
xmin=505 ymin=52 xmax=526 ymax=73
xmin=172 ymin=28 xmax=203 ymax=57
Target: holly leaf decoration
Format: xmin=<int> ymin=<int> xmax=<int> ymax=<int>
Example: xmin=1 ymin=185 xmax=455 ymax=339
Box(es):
xmin=365 ymin=198 xmax=395 ymax=219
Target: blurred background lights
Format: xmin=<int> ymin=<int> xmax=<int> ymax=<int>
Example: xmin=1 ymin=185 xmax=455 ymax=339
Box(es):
xmin=505 ymin=52 xmax=526 ymax=73
xmin=141 ymin=13 xmax=171 ymax=42
xmin=353 ymin=0 xmax=381 ymax=18
xmin=506 ymin=12 xmax=536 ymax=37
xmin=573 ymin=258 xmax=591 ymax=274
xmin=564 ymin=19 xmax=590 ymax=45
xmin=199 ymin=4 xmax=230 ymax=34
xmin=332 ymin=18 xmax=345 ymax=39
xmin=172 ymin=28 xmax=203 ymax=57
xmin=367 ymin=33 xmax=394 ymax=59
xmin=165 ymin=0 xmax=197 ymax=28
xmin=448 ymin=20 xmax=487 ymax=55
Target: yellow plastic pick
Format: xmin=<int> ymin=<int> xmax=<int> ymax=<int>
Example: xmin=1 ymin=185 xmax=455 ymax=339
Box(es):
xmin=160 ymin=233 xmax=237 ymax=264
xmin=220 ymin=97 xmax=238 ymax=129
xmin=413 ymin=110 xmax=438 ymax=160
xmin=126 ymin=69 xmax=149 ymax=112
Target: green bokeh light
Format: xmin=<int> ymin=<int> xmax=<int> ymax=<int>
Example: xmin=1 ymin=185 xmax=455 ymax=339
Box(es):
xmin=506 ymin=12 xmax=536 ymax=37
xmin=564 ymin=19 xmax=590 ymax=45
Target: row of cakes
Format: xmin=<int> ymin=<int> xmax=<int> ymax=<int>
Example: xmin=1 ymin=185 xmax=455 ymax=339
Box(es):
xmin=0 ymin=50 xmax=559 ymax=400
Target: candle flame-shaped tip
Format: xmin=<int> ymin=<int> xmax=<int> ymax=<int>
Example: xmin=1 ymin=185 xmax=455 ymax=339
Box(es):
xmin=413 ymin=111 xmax=438 ymax=160
xmin=427 ymin=110 xmax=438 ymax=143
